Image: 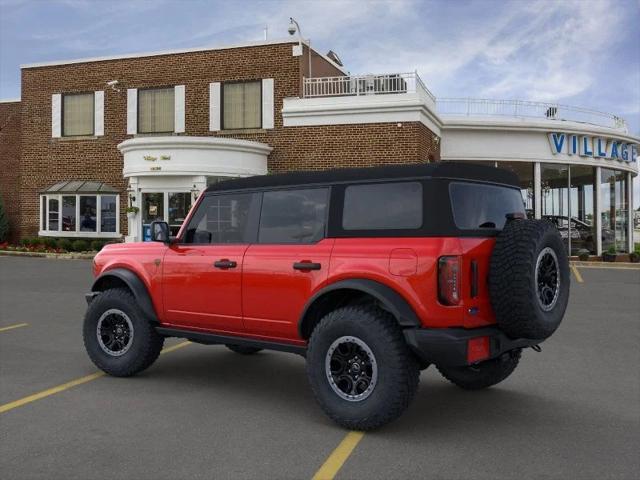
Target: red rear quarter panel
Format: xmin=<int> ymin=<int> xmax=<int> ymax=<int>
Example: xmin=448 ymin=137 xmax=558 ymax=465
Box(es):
xmin=93 ymin=242 xmax=168 ymax=322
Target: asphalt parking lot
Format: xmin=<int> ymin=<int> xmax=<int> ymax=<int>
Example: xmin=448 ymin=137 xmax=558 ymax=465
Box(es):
xmin=1 ymin=257 xmax=639 ymax=480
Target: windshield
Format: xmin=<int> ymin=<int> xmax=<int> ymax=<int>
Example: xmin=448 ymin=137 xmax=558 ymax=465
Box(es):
xmin=449 ymin=182 xmax=525 ymax=230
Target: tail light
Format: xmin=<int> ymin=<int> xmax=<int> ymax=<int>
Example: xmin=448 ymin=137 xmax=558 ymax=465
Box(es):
xmin=438 ymin=256 xmax=460 ymax=306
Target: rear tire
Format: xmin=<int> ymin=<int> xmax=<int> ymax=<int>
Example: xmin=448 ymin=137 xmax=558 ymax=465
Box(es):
xmin=225 ymin=344 xmax=263 ymax=355
xmin=436 ymin=349 xmax=521 ymax=390
xmin=306 ymin=305 xmax=420 ymax=430
xmin=83 ymin=288 xmax=164 ymax=377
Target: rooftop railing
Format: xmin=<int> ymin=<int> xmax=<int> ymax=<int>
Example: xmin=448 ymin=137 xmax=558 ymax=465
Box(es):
xmin=303 ymin=72 xmax=435 ymax=102
xmin=436 ymin=98 xmax=628 ymax=132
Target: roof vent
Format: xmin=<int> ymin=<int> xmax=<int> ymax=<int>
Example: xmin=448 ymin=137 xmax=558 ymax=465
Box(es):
xmin=326 ymin=50 xmax=343 ymax=67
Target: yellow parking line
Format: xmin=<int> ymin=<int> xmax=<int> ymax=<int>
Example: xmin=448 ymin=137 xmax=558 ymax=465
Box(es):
xmin=571 ymin=265 xmax=584 ymax=283
xmin=0 ymin=323 xmax=29 ymax=333
xmin=312 ymin=431 xmax=365 ymax=480
xmin=0 ymin=341 xmax=191 ymax=415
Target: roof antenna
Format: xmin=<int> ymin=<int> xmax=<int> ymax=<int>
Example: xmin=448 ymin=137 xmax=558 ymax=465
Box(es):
xmin=263 ymin=25 xmax=268 ymax=41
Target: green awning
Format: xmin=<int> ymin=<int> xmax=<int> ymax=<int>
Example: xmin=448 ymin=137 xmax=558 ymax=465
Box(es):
xmin=41 ymin=181 xmax=119 ymax=194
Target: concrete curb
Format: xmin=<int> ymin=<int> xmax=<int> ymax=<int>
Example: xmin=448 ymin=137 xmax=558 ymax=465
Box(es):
xmin=571 ymin=260 xmax=640 ymax=269
xmin=0 ymin=250 xmax=95 ymax=260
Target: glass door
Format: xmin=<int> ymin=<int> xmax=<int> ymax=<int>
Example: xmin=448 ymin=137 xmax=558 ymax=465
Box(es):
xmin=168 ymin=192 xmax=192 ymax=236
xmin=142 ymin=192 xmax=165 ymax=241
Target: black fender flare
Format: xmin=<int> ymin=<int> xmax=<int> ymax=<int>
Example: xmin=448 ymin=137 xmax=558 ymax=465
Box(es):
xmin=298 ymin=279 xmax=422 ymax=338
xmin=91 ymin=268 xmax=159 ymax=324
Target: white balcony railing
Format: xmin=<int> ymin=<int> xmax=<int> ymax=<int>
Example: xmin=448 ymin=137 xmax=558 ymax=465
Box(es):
xmin=436 ymin=98 xmax=628 ymax=132
xmin=303 ymin=72 xmax=435 ymax=101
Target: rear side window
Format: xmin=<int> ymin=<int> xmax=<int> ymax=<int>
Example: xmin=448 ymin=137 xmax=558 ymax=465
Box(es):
xmin=343 ymin=182 xmax=422 ymax=230
xmin=259 ymin=188 xmax=329 ymax=243
xmin=183 ymin=193 xmax=256 ymax=244
xmin=450 ymin=182 xmax=525 ymax=230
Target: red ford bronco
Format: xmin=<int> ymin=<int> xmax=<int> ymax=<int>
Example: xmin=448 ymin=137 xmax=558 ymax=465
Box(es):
xmin=83 ymin=163 xmax=569 ymax=430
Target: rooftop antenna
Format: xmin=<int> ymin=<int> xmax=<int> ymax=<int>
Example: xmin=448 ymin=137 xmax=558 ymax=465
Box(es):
xmin=263 ymin=25 xmax=268 ymax=41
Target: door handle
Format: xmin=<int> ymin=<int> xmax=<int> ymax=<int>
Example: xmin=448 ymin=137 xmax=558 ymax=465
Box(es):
xmin=293 ymin=261 xmax=321 ymax=271
xmin=214 ymin=259 xmax=237 ymax=269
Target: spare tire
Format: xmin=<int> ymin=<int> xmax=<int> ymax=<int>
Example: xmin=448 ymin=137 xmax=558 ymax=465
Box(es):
xmin=489 ymin=219 xmax=569 ymax=340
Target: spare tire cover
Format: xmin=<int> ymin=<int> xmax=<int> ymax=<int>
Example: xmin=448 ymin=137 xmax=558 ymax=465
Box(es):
xmin=489 ymin=219 xmax=570 ymax=340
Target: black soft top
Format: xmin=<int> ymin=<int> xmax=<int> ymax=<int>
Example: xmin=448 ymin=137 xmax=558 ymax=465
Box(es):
xmin=205 ymin=162 xmax=519 ymax=193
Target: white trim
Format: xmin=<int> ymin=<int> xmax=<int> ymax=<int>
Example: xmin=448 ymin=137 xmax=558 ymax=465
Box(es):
xmin=38 ymin=231 xmax=122 ymax=239
xmin=209 ymin=82 xmax=221 ymax=131
xmin=262 ymin=78 xmax=274 ymax=129
xmin=174 ymin=85 xmax=185 ymax=133
xmin=94 ymin=90 xmax=104 ymax=136
xmin=127 ymin=89 xmax=137 ymax=135
xmin=51 ymin=94 xmax=61 ymax=138
xmin=0 ymin=98 xmax=20 ymax=103
xmin=20 ymin=39 xmax=301 ymax=69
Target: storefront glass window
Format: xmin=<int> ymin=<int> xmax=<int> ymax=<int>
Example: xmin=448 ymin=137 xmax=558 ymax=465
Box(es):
xmin=497 ymin=162 xmax=535 ymax=218
xmin=48 ymin=197 xmax=59 ymax=231
xmin=601 ymin=169 xmax=628 ymax=253
xmin=541 ymin=163 xmax=569 ymax=252
xmin=101 ymin=195 xmax=117 ymax=233
xmin=80 ymin=196 xmax=97 ymax=232
xmin=168 ymin=192 xmax=192 ymax=236
xmin=569 ymin=165 xmax=596 ymax=255
xmin=62 ymin=196 xmax=76 ymax=232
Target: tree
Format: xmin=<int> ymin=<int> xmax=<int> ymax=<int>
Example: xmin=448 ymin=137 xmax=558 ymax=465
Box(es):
xmin=0 ymin=194 xmax=9 ymax=242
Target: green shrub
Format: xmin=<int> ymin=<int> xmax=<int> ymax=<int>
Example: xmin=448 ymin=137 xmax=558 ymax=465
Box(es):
xmin=20 ymin=237 xmax=33 ymax=247
xmin=577 ymin=249 xmax=589 ymax=261
xmin=606 ymin=245 xmax=617 ymax=254
xmin=0 ymin=195 xmax=9 ymax=242
xmin=71 ymin=239 xmax=89 ymax=252
xmin=90 ymin=240 xmax=105 ymax=252
xmin=58 ymin=239 xmax=73 ymax=252
xmin=41 ymin=237 xmax=58 ymax=249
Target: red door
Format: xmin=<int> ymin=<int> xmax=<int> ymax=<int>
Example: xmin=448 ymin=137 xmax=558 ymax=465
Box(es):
xmin=241 ymin=187 xmax=332 ymax=341
xmin=242 ymin=239 xmax=334 ymax=340
xmin=162 ymin=244 xmax=247 ymax=332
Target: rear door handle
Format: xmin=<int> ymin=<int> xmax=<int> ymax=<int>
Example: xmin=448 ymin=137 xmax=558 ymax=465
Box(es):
xmin=293 ymin=261 xmax=321 ymax=271
xmin=214 ymin=259 xmax=237 ymax=269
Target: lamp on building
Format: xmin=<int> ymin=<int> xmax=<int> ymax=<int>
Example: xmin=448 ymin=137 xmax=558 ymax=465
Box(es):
xmin=127 ymin=188 xmax=136 ymax=205
xmin=288 ymin=17 xmax=312 ymax=79
xmin=191 ymin=185 xmax=200 ymax=200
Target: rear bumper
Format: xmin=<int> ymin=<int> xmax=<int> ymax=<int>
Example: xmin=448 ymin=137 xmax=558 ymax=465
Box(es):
xmin=403 ymin=326 xmax=540 ymax=367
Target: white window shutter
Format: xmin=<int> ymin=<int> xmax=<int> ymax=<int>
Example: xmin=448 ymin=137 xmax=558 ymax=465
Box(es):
xmin=127 ymin=88 xmax=137 ymax=134
xmin=94 ymin=91 xmax=104 ymax=136
xmin=51 ymin=94 xmax=62 ymax=138
xmin=174 ymin=85 xmax=185 ymax=133
xmin=209 ymin=82 xmax=221 ymax=131
xmin=262 ymin=78 xmax=274 ymax=129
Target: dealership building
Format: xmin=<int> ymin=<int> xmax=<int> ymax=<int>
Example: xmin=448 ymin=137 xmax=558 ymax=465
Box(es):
xmin=0 ymin=38 xmax=637 ymax=255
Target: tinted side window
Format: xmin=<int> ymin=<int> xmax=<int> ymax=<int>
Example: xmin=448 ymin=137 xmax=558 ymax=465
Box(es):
xmin=259 ymin=188 xmax=328 ymax=244
xmin=449 ymin=182 xmax=525 ymax=230
xmin=343 ymin=182 xmax=422 ymax=230
xmin=184 ymin=193 xmax=256 ymax=244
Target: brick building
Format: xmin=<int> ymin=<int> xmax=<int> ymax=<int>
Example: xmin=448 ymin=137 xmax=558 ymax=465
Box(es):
xmin=0 ymin=39 xmax=439 ymax=243
xmin=1 ymin=38 xmax=637 ymax=253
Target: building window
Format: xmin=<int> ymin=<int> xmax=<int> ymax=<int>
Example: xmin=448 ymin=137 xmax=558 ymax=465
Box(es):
xmin=40 ymin=192 xmax=120 ymax=237
xmin=497 ymin=162 xmax=535 ymax=218
xmin=223 ymin=81 xmax=261 ymax=129
xmin=541 ymin=163 xmax=570 ymax=252
xmin=601 ymin=169 xmax=629 ymax=253
xmin=63 ymin=92 xmax=94 ymax=136
xmin=569 ymin=165 xmax=596 ymax=255
xmin=138 ymin=87 xmax=175 ymax=133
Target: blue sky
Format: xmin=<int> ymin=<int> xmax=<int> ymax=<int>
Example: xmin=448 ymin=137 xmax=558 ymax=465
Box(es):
xmin=1 ymin=0 xmax=639 ymax=202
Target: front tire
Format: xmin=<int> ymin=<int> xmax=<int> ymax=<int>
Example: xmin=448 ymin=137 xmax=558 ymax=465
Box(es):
xmin=436 ymin=349 xmax=521 ymax=390
xmin=83 ymin=288 xmax=164 ymax=377
xmin=306 ymin=306 xmax=420 ymax=430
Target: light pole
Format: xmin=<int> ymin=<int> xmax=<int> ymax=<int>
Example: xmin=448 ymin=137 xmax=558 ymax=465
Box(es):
xmin=288 ymin=17 xmax=312 ymax=88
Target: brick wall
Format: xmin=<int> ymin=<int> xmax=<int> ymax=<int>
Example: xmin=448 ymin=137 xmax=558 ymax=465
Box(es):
xmin=14 ymin=41 xmax=439 ymax=239
xmin=0 ymin=101 xmax=21 ymax=242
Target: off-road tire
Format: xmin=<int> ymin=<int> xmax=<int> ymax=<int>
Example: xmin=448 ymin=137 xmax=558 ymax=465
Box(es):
xmin=436 ymin=349 xmax=522 ymax=390
xmin=225 ymin=344 xmax=263 ymax=355
xmin=489 ymin=219 xmax=569 ymax=340
xmin=306 ymin=305 xmax=420 ymax=431
xmin=83 ymin=288 xmax=164 ymax=377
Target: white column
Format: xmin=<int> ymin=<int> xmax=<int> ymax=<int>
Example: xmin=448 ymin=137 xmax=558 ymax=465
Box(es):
xmin=534 ymin=162 xmax=541 ymax=219
xmin=125 ymin=177 xmax=140 ymax=243
xmin=595 ymin=167 xmax=602 ymax=256
xmin=628 ymin=171 xmax=634 ymax=253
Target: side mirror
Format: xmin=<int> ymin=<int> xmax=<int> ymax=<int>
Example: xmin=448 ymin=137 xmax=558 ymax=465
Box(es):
xmin=150 ymin=221 xmax=170 ymax=243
